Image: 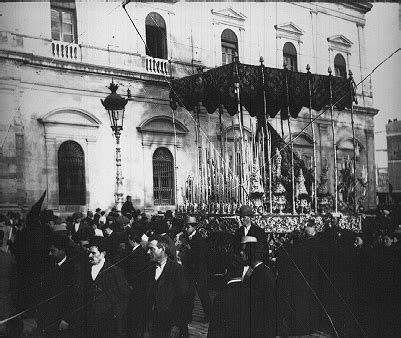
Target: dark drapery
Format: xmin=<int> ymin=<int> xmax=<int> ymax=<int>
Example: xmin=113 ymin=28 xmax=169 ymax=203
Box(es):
xmin=169 ymin=62 xmax=353 ymax=120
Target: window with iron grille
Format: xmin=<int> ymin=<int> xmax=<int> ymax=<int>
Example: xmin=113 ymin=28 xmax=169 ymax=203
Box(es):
xmin=221 ymin=29 xmax=238 ymax=65
xmin=145 ymin=12 xmax=167 ymax=59
xmin=334 ymin=53 xmax=347 ymax=78
xmin=283 ymin=42 xmax=298 ymax=71
xmin=51 ymin=1 xmax=77 ymax=43
xmin=58 ymin=141 xmax=86 ymax=205
xmin=153 ymin=147 xmax=174 ymax=206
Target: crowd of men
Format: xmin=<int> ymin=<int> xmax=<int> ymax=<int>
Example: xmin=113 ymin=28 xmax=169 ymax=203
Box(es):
xmin=0 ymin=195 xmax=400 ymax=337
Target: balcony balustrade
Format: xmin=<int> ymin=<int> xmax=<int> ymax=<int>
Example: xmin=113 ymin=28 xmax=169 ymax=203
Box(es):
xmin=145 ymin=55 xmax=169 ymax=76
xmin=51 ymin=40 xmax=80 ymax=61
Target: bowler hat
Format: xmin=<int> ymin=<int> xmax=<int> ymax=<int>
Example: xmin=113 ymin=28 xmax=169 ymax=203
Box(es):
xmin=185 ymin=216 xmax=197 ymax=225
xmin=72 ymin=211 xmax=84 ymax=220
xmin=238 ymin=205 xmax=254 ymax=217
xmin=95 ymin=208 xmax=101 ymax=212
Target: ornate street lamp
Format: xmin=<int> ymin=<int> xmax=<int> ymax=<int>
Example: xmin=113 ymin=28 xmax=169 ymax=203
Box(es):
xmin=101 ymin=80 xmax=128 ymax=213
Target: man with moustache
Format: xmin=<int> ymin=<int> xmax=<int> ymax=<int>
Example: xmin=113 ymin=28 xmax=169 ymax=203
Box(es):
xmin=84 ymin=238 xmax=130 ymax=337
xmin=145 ymin=234 xmax=188 ymax=337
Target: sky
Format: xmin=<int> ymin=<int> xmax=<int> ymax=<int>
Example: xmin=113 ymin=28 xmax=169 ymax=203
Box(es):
xmin=365 ymin=2 xmax=401 ymax=159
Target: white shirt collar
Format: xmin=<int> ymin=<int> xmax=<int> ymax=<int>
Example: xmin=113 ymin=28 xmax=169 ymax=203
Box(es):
xmin=227 ymin=278 xmax=242 ymax=285
xmin=57 ymin=256 xmax=67 ymax=267
xmin=242 ymin=265 xmax=250 ymax=280
xmin=189 ymin=230 xmax=197 ymax=240
xmin=253 ymin=261 xmax=263 ymax=269
xmin=155 ymin=258 xmax=168 ymax=280
xmin=91 ymin=257 xmax=105 ymax=280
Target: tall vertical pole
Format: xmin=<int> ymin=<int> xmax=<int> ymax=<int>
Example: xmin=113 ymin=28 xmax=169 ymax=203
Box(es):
xmin=172 ymin=109 xmax=178 ymax=210
xmin=114 ymin=131 xmax=123 ymax=212
xmin=284 ymin=64 xmax=296 ymax=214
xmin=307 ymin=64 xmax=318 ymax=212
xmin=233 ymin=53 xmax=245 ymax=205
xmin=260 ymin=57 xmax=273 ymax=213
xmin=196 ymin=103 xmax=203 ymax=206
xmin=328 ymin=67 xmax=338 ymax=213
xmin=349 ymin=70 xmax=358 ymax=213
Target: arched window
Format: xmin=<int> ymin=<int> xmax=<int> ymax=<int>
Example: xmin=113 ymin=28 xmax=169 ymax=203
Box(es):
xmin=153 ymin=147 xmax=175 ymax=205
xmin=334 ymin=53 xmax=347 ymax=78
xmin=283 ymin=42 xmax=298 ymax=71
xmin=145 ymin=12 xmax=167 ymax=59
xmin=58 ymin=141 xmax=86 ymax=205
xmin=221 ymin=29 xmax=238 ymax=65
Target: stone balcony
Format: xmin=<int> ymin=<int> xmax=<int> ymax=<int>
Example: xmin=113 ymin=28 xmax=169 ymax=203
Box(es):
xmin=51 ymin=40 xmax=81 ymax=61
xmin=144 ymin=55 xmax=170 ymax=76
xmin=0 ymin=31 xmax=175 ymax=80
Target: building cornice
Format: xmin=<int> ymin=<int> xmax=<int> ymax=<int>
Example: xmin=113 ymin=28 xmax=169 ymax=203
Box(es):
xmin=340 ymin=2 xmax=373 ymax=15
xmin=0 ymin=49 xmax=172 ymax=87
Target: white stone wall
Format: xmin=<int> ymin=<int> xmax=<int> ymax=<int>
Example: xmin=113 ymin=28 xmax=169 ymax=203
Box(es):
xmin=0 ymin=1 xmax=377 ymax=214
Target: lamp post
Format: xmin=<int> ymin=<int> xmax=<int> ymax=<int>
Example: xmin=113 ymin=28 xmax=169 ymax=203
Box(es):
xmin=101 ymin=81 xmax=128 ymax=213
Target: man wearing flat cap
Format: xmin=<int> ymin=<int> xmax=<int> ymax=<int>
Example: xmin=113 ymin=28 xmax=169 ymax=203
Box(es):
xmin=234 ymin=205 xmax=267 ymax=256
xmin=183 ymin=216 xmax=212 ymax=322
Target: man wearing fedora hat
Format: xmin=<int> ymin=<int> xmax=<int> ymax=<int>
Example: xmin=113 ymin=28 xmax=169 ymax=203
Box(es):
xmin=234 ymin=205 xmax=267 ymax=256
xmin=183 ymin=215 xmax=212 ymax=323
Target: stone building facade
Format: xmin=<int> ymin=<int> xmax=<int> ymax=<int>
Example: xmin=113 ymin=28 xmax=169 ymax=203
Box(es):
xmin=0 ymin=1 xmax=377 ymax=215
xmin=386 ymin=119 xmax=401 ymax=203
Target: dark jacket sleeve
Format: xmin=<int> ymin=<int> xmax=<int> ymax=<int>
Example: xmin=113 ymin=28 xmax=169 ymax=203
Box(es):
xmin=208 ymin=293 xmax=223 ymax=337
xmin=108 ymin=265 xmax=131 ymax=318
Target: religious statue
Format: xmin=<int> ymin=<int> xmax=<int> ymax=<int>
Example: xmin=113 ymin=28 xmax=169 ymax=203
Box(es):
xmin=295 ymin=168 xmax=311 ymax=214
xmin=272 ymin=148 xmax=287 ymax=213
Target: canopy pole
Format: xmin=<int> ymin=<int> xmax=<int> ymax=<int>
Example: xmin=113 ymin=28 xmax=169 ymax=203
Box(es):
xmin=172 ymin=108 xmax=178 ymax=210
xmin=260 ymin=57 xmax=273 ymax=214
xmin=284 ymin=64 xmax=296 ymax=214
xmin=328 ymin=67 xmax=338 ymax=213
xmin=196 ymin=102 xmax=202 ymax=207
xmin=234 ymin=54 xmax=246 ymax=205
xmin=349 ymin=70 xmax=358 ymax=213
xmin=307 ymin=64 xmax=318 ymax=213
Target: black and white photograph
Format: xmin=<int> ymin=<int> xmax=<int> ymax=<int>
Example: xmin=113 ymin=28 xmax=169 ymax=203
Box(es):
xmin=0 ymin=0 xmax=400 ymax=337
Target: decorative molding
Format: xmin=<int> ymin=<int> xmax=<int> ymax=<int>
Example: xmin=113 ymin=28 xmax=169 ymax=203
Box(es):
xmin=274 ymin=22 xmax=304 ymax=43
xmin=224 ymin=124 xmax=251 ymax=141
xmin=211 ymin=8 xmax=246 ymax=22
xmin=336 ymin=136 xmax=364 ymax=150
xmin=290 ymin=132 xmax=314 ymax=146
xmin=38 ymin=108 xmax=101 ymax=128
xmin=327 ymin=34 xmax=353 ymax=53
xmin=137 ymin=115 xmax=189 ymax=136
xmin=211 ymin=7 xmax=246 ymax=29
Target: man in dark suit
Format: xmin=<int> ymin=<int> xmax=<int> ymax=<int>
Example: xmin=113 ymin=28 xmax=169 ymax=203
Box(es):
xmin=83 ymin=237 xmax=131 ymax=337
xmin=145 ymin=234 xmax=188 ymax=337
xmin=122 ymin=195 xmax=136 ymax=218
xmin=94 ymin=208 xmax=102 ymax=226
xmin=241 ymin=239 xmax=277 ymax=337
xmin=234 ymin=205 xmax=267 ymax=256
xmin=208 ymin=253 xmax=252 ymax=337
xmin=68 ymin=211 xmax=93 ymax=244
xmin=183 ymin=216 xmax=212 ymax=323
xmin=125 ymin=229 xmax=151 ymax=337
xmin=38 ymin=235 xmax=81 ymax=336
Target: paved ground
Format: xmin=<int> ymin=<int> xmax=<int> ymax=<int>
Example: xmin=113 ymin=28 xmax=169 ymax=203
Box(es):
xmin=188 ymin=291 xmax=217 ymax=337
xmin=21 ymin=289 xmax=330 ymax=337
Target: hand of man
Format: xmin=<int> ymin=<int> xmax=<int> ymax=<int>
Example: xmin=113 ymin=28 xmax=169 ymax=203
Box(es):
xmin=169 ymin=325 xmax=180 ymax=338
xmin=58 ymin=320 xmax=69 ymax=331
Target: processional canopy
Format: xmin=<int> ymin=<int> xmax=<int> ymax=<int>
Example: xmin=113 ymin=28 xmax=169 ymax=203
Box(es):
xmin=169 ymin=62 xmax=354 ymax=119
